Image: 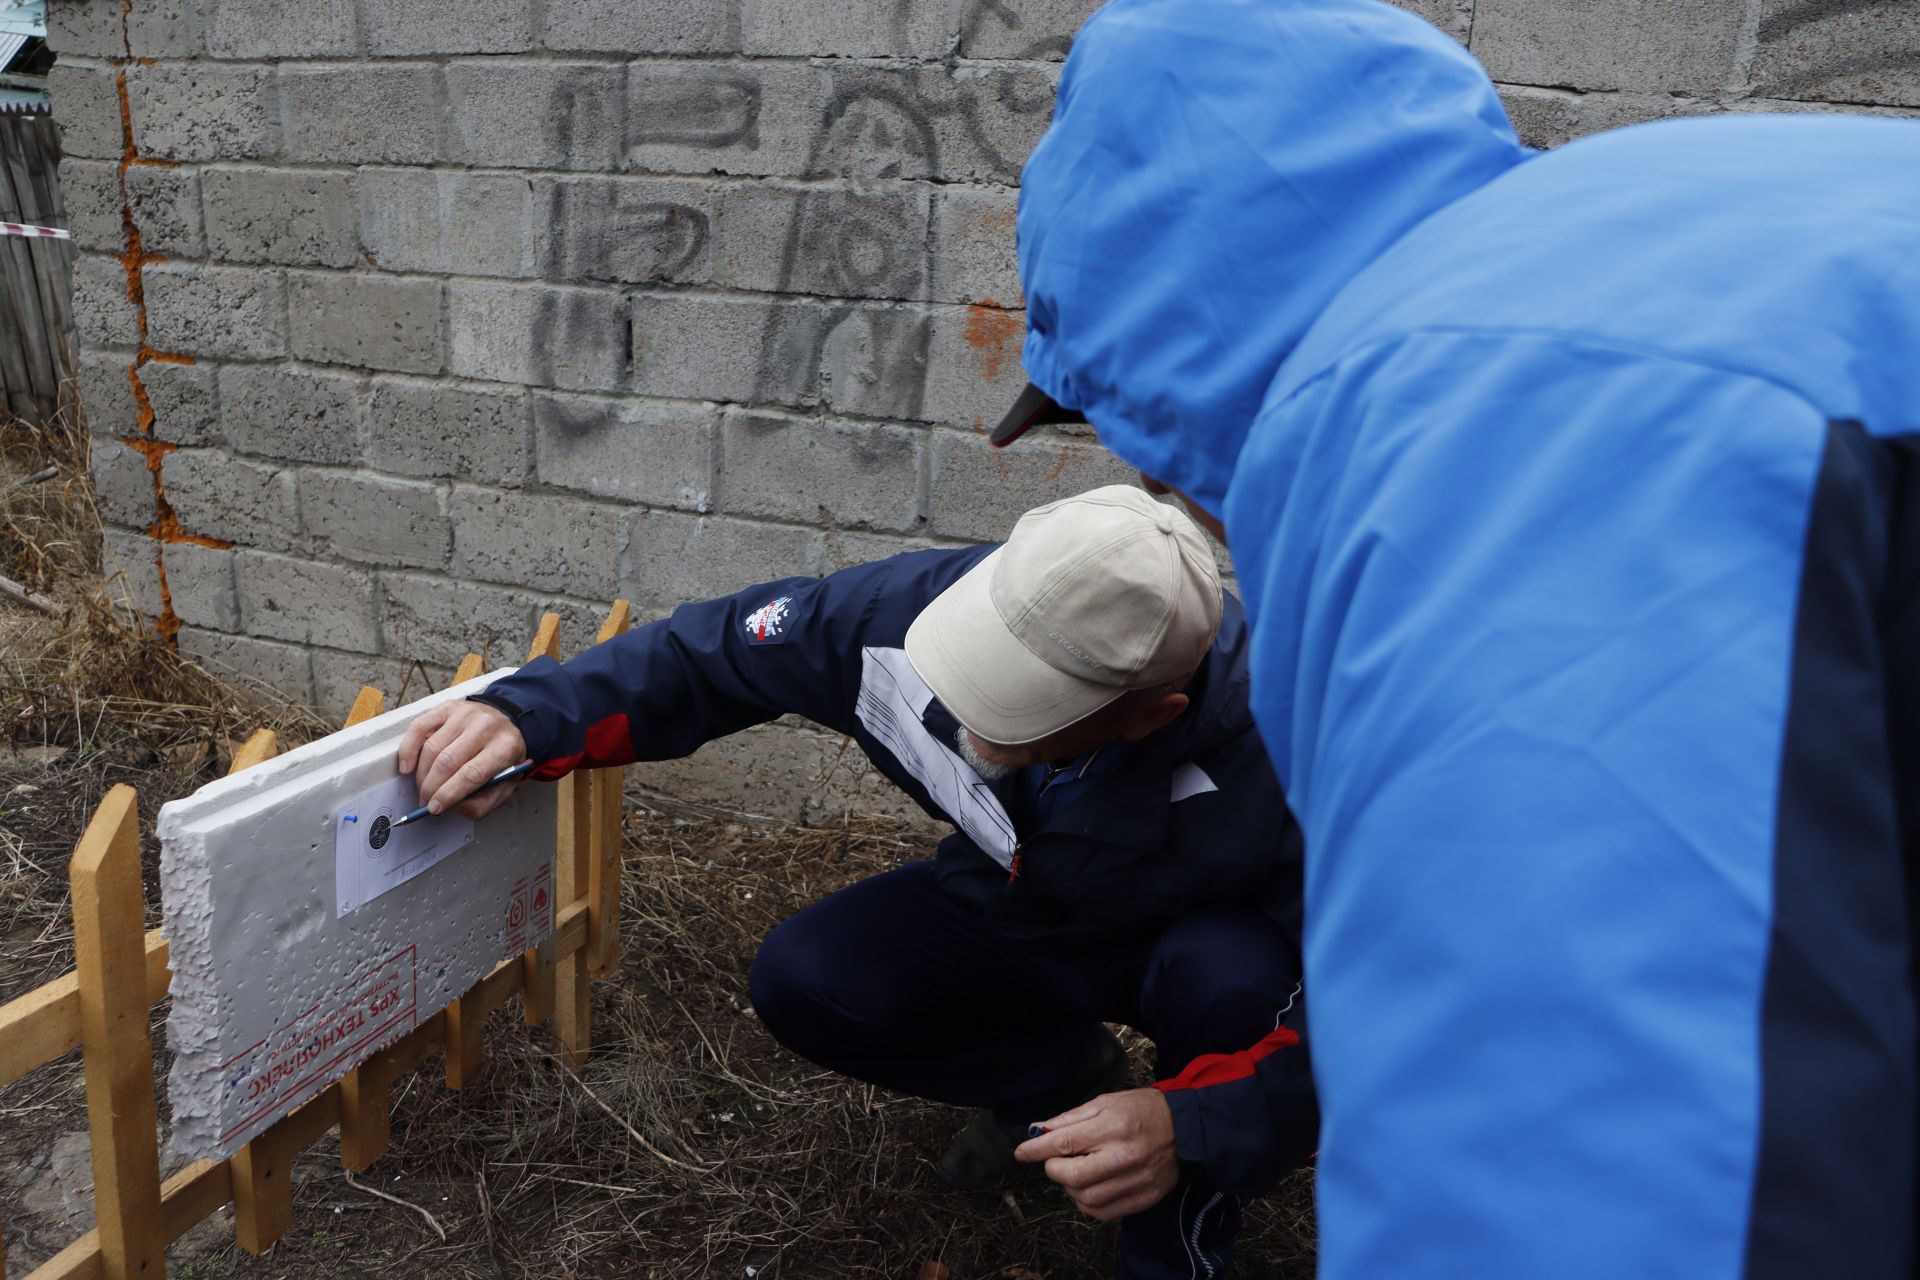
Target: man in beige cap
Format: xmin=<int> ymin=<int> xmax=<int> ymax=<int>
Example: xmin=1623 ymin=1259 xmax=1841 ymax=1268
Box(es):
xmin=400 ymin=485 xmax=1315 ymax=1278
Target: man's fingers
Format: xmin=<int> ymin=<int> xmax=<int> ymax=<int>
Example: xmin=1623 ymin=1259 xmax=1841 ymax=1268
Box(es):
xmin=428 ymin=731 xmax=523 ymax=814
xmin=1043 ymin=1145 xmax=1132 ymax=1190
xmin=396 ymin=706 xmax=453 ymax=773
xmin=1014 ymin=1105 xmax=1116 ymax=1164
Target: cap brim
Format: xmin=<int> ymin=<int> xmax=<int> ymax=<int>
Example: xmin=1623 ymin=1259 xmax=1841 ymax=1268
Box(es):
xmin=990 ymin=382 xmax=1088 ymax=448
xmin=904 ymin=550 xmax=1127 ymax=746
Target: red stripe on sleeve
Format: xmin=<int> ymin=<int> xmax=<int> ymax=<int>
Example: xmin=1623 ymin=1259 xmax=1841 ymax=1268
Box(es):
xmin=530 ymin=712 xmax=635 ymax=781
xmin=1153 ymin=1024 xmax=1301 ymax=1093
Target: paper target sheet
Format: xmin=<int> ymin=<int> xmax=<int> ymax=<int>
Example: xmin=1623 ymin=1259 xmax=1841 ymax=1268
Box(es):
xmin=334 ymin=775 xmax=476 ymax=916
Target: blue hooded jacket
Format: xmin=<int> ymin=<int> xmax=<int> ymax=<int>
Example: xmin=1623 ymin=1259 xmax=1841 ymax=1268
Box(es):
xmin=1019 ymin=1 xmax=1920 ymax=1277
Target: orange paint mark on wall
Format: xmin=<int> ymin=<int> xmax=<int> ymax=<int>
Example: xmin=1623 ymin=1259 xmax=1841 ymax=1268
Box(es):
xmin=1044 ymin=445 xmax=1071 ymax=482
xmin=963 ymin=300 xmax=1020 ymax=383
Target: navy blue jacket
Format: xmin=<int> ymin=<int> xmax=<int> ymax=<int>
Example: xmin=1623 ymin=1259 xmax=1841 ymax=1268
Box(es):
xmin=478 ymin=545 xmax=1310 ymax=1192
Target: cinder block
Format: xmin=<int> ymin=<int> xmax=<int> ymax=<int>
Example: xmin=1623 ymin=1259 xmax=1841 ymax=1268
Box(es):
xmin=56 ymin=158 xmax=125 ymax=254
xmin=1471 ymin=0 xmax=1745 ymax=94
xmin=203 ymin=166 xmax=359 ymax=268
xmin=959 ymin=0 xmax=1099 ymax=58
xmin=72 ymin=252 xmax=140 ymax=349
xmin=1381 ymin=0 xmax=1471 ymax=41
xmin=359 ymin=169 xmax=536 ymax=277
xmin=820 ymin=528 xmax=942 ymax=574
xmin=177 ymin=626 xmax=315 ymax=703
xmin=1497 ymin=85 xmax=1704 ymax=149
xmin=90 ymin=436 xmax=156 ymax=527
xmin=218 ymin=364 xmax=364 ymax=465
xmin=367 ymin=376 xmax=531 ymax=487
xmin=380 ymin=572 xmax=535 ymax=668
xmin=162 ymin=541 xmax=240 ymax=632
xmin=637 ymin=717 xmax=937 ymax=830
xmin=720 ymin=409 xmax=922 ymax=532
xmin=126 ymin=165 xmax=208 ymax=259
xmin=124 ymin=63 xmax=277 ymax=163
xmin=77 ymin=348 xmax=138 ymax=438
xmin=163 ymin=448 xmax=303 ymax=550
xmin=534 ymin=392 xmax=714 ymax=510
xmin=281 ymin=65 xmax=444 ymax=165
xmin=1752 ymin=0 xmax=1920 ymax=107
xmin=46 ymin=61 xmax=124 ymax=161
xmin=310 ymin=650 xmax=452 ymax=722
xmin=624 ymin=510 xmax=822 ymax=611
xmin=813 ymin=66 xmax=1055 ymax=183
xmin=236 ymin=549 xmax=379 ymax=649
xmin=919 ymin=302 xmax=1026 ymax=430
xmin=49 ymin=0 xmax=200 ymax=56
xmin=625 ymin=62 xmax=830 ymax=178
xmin=821 ymin=304 xmax=934 ymax=423
xmin=299 ymin=469 xmax=450 ymax=570
xmin=931 ymin=186 xmax=1021 ymax=306
xmin=159 ymin=673 xmax=554 ymax=1156
xmin=144 ymin=263 xmax=288 ymax=361
xmin=447 ymin=61 xmax=624 ymax=171
xmin=368 ymin=0 xmax=534 ymax=55
xmin=449 ymin=485 xmax=627 ymax=598
xmin=45 ymin=1 xmax=130 ymax=57
xmin=366 ymin=376 xmax=529 ymax=491
xmin=289 ymin=272 xmax=444 ymax=375
xmin=448 ymin=281 xmax=627 ymax=392
xmin=715 ymin=183 xmax=930 ymax=301
xmin=531 ymin=175 xmax=715 ymax=286
xmin=143 ymin=359 xmax=221 ymax=447
xmin=742 ymin=0 xmax=953 ymax=58
xmin=543 ymin=0 xmax=733 ymax=54
xmin=101 ymin=525 xmax=165 ymax=618
xmin=629 ymin=292 xmax=826 ymax=406
xmin=205 ymin=0 xmax=354 ymax=57
xmin=927 ymin=427 xmax=1135 ymax=542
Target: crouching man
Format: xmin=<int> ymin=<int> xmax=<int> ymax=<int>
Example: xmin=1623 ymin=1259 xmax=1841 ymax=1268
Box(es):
xmin=398 ymin=485 xmax=1315 ymax=1278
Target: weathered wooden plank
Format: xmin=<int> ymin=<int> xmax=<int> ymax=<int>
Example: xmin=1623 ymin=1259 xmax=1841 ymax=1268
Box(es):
xmin=69 ymin=786 xmax=167 ymax=1279
xmin=589 ymin=600 xmax=632 ymax=977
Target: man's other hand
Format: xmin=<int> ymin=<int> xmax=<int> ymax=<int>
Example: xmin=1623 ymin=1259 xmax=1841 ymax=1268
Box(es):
xmin=1014 ymin=1087 xmax=1180 ymax=1222
xmin=397 ymin=701 xmax=529 ymax=820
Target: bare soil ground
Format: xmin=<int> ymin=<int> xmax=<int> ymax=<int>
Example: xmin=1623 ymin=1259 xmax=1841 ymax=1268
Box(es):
xmin=0 ymin=414 xmax=1316 ymax=1279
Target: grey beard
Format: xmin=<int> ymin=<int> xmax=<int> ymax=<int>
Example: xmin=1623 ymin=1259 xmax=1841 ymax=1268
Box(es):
xmin=954 ymin=728 xmax=1016 ymax=781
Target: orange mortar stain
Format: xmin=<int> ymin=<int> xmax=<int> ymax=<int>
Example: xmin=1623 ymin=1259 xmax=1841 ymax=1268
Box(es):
xmin=1044 ymin=446 xmax=1071 ymax=482
xmin=978 ymin=208 xmax=1018 ymax=233
xmin=963 ymin=300 xmax=1020 ymax=383
xmin=107 ymin=30 xmax=210 ymax=643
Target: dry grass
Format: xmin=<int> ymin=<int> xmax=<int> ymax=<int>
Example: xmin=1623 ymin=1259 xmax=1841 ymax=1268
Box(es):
xmin=0 ymin=408 xmax=1317 ymax=1278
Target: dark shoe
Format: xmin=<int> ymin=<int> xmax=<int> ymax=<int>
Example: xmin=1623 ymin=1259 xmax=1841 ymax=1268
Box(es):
xmin=934 ymin=1028 xmax=1132 ymax=1190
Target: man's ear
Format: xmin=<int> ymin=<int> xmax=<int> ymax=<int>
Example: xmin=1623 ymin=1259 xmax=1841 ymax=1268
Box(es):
xmin=1123 ymin=692 xmax=1190 ymax=741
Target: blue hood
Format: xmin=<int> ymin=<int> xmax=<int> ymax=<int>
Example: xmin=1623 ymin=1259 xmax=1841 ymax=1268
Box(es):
xmin=1017 ymin=0 xmax=1527 ymax=514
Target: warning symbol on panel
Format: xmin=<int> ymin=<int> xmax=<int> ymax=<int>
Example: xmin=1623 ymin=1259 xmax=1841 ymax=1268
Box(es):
xmin=533 ymin=885 xmax=548 ymax=913
xmin=502 ymin=876 xmax=531 ymax=958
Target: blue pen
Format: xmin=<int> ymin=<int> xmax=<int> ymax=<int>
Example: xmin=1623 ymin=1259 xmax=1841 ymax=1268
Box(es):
xmin=387 ymin=760 xmax=536 ymax=829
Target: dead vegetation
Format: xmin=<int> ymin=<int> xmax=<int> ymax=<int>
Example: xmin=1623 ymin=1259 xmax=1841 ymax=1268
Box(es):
xmin=0 ymin=411 xmax=1316 ymax=1278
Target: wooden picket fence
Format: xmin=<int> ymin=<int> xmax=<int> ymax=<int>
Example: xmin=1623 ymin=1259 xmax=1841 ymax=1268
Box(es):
xmin=0 ymin=603 xmax=633 ymax=1278
xmin=0 ymin=106 xmax=74 ymax=425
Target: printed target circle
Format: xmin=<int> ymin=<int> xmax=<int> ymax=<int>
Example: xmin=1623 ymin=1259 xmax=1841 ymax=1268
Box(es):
xmin=368 ymin=814 xmax=392 ymax=851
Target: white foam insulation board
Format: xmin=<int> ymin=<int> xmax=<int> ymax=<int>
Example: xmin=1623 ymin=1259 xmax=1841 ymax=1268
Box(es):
xmin=160 ymin=669 xmax=555 ymax=1159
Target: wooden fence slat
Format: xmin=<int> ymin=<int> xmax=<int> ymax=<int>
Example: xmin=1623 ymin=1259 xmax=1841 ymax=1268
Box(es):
xmin=227 ymin=729 xmax=279 ymax=774
xmin=232 ymin=1086 xmax=340 ymax=1256
xmin=589 ymin=601 xmax=632 ymax=977
xmin=554 ymin=771 xmax=592 ymax=1068
xmin=521 ymin=621 xmax=562 ymax=1030
xmin=453 ymin=653 xmax=484 ymax=684
xmin=69 ymin=786 xmax=166 ymax=1280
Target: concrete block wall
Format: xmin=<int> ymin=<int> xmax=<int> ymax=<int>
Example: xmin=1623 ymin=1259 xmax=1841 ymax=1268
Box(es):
xmin=51 ymin=0 xmax=1919 ymax=819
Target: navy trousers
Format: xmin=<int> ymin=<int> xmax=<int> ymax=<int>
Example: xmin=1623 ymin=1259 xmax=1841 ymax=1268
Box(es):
xmin=749 ymin=861 xmax=1311 ymax=1279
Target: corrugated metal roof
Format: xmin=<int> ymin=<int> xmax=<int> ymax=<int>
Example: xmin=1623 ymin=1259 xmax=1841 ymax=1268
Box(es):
xmin=0 ymin=33 xmax=29 ymax=69
xmin=0 ymin=2 xmax=41 ymax=35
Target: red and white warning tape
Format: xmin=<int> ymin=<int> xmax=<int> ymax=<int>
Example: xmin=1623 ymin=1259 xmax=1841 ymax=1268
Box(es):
xmin=0 ymin=221 xmax=70 ymax=239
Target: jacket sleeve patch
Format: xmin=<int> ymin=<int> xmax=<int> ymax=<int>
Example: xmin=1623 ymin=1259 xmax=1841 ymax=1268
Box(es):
xmin=743 ymin=594 xmax=798 ymax=645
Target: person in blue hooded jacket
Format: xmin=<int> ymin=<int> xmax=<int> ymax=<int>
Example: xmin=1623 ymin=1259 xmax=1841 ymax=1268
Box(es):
xmin=994 ymin=0 xmax=1920 ymax=1276
xmin=399 ymin=486 xmax=1318 ymax=1277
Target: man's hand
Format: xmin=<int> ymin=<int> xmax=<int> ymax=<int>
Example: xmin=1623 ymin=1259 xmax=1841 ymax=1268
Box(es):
xmin=1014 ymin=1087 xmax=1181 ymax=1222
xmin=396 ymin=701 xmax=529 ymax=820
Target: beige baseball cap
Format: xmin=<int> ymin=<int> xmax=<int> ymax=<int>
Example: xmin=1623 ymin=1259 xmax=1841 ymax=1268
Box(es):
xmin=905 ymin=485 xmax=1223 ymax=746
